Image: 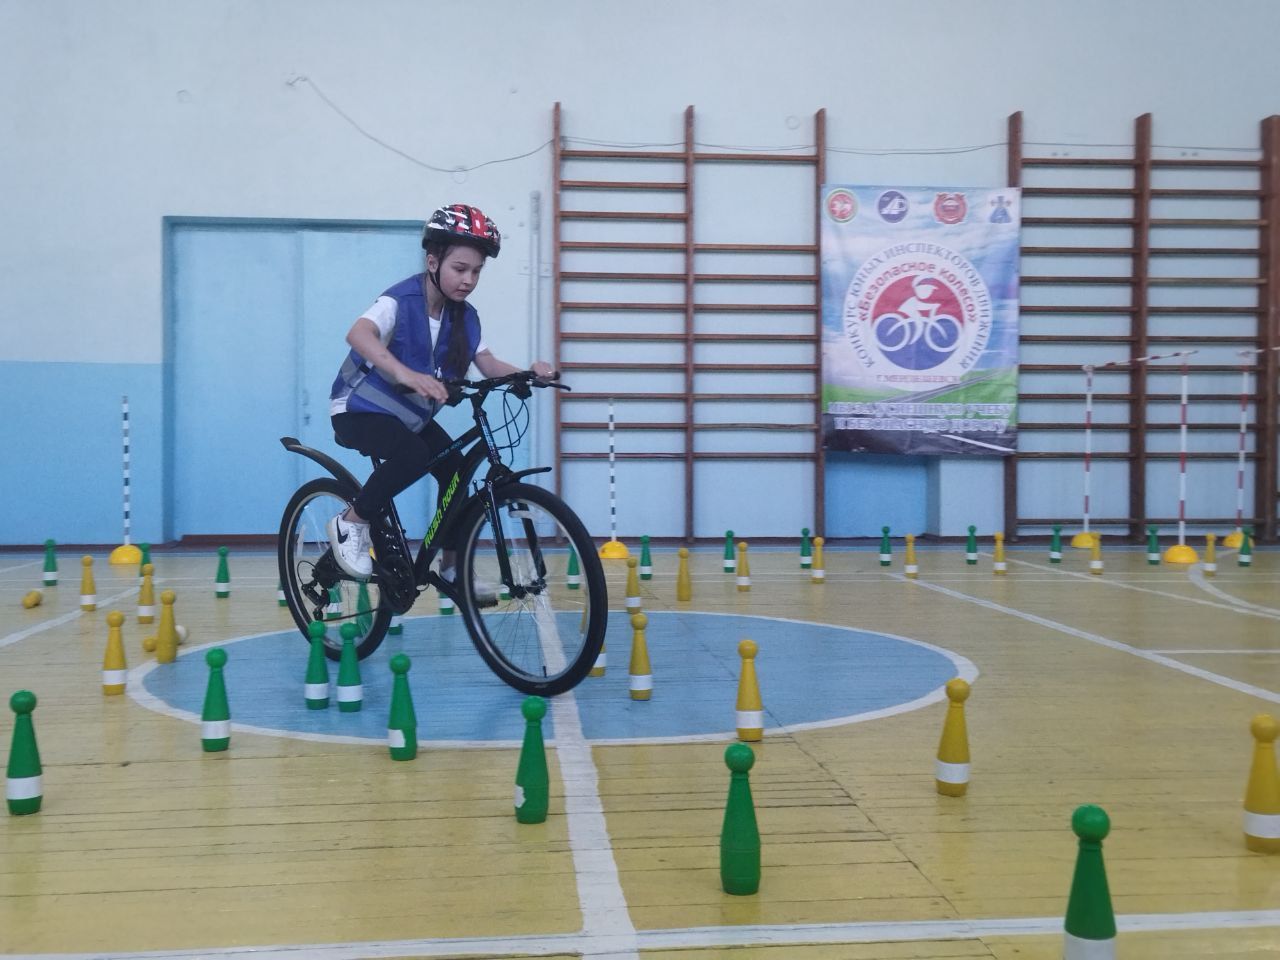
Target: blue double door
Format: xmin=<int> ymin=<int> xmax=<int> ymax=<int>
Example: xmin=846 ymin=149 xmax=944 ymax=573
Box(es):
xmin=168 ymin=220 xmax=430 ymax=539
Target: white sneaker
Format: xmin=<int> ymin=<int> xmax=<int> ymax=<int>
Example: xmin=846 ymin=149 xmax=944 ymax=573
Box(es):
xmin=327 ymin=513 xmax=372 ymax=580
xmin=441 ymin=566 xmax=499 ymax=605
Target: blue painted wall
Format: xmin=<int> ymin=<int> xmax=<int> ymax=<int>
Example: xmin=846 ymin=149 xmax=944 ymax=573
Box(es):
xmin=1 ymin=362 xmax=164 ymax=545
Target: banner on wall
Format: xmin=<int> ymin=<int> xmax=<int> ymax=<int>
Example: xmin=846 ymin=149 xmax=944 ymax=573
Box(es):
xmin=820 ymin=185 xmax=1020 ymax=456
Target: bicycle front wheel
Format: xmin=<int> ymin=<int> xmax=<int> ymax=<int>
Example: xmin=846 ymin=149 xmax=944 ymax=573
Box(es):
xmin=456 ymin=483 xmax=607 ymax=696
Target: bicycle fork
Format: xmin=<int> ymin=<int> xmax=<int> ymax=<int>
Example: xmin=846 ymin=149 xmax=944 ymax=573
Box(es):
xmin=480 ymin=484 xmax=548 ymax=600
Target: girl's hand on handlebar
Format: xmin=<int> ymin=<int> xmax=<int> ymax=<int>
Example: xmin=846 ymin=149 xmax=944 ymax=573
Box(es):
xmin=399 ymin=370 xmax=449 ymax=403
xmin=530 ymin=361 xmax=557 ymax=380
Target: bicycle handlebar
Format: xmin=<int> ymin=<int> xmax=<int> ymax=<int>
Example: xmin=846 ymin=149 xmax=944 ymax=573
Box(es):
xmin=393 ymin=369 xmax=569 ymax=402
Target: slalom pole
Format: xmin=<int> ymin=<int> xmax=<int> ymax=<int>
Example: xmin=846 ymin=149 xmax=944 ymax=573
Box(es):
xmin=1162 ymin=352 xmax=1200 ymax=564
xmin=598 ymin=397 xmax=629 ymax=559
xmin=1224 ymin=346 xmax=1280 ymax=548
xmin=108 ymin=395 xmax=142 ymax=565
xmin=1072 ymin=364 xmax=1097 ymax=548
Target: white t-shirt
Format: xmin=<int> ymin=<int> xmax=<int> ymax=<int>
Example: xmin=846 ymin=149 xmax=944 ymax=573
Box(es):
xmin=330 ymin=295 xmax=488 ymax=415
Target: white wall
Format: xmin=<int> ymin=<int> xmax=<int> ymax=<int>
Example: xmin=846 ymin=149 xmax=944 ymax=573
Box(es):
xmin=5 ymin=0 xmax=1278 ymax=365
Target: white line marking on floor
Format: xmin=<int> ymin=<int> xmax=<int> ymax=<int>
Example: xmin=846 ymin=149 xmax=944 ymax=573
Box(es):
xmin=0 ymin=559 xmax=39 ymax=576
xmin=7 ymin=908 xmax=1279 ymax=959
xmin=549 ymin=692 xmax=639 ymax=959
xmin=1001 ymin=554 xmax=1280 ymax=623
xmin=899 ymin=575 xmax=1280 ymax=704
xmin=1151 ymin=649 xmax=1280 ymax=655
xmin=1188 ymin=563 xmax=1280 ymax=616
xmin=0 ymin=586 xmax=138 ymax=650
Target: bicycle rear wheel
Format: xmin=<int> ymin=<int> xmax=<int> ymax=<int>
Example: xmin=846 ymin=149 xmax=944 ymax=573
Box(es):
xmin=456 ymin=483 xmax=607 ymax=696
xmin=278 ymin=477 xmax=392 ymax=661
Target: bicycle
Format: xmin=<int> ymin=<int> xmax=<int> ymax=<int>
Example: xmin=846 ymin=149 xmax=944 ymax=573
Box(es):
xmin=277 ymin=371 xmax=608 ymax=696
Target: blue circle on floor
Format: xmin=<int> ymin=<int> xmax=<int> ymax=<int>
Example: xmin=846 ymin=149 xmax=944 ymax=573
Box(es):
xmin=135 ymin=611 xmax=970 ymax=744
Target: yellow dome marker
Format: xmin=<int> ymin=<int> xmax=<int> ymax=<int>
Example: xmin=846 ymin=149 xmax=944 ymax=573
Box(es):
xmin=935 ymin=678 xmax=971 ymax=797
xmin=1244 ymin=714 xmax=1280 ymax=853
xmin=21 ymin=590 xmax=42 ymax=610
xmin=735 ymin=639 xmax=763 ymax=741
xmin=102 ymin=611 xmax=127 ymax=696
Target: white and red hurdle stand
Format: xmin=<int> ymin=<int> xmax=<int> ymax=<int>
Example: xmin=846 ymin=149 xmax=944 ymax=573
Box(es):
xmin=1074 ymin=351 xmax=1197 ymax=555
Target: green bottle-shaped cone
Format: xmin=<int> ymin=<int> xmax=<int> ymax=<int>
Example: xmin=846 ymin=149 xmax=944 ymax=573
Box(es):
xmin=214 ymin=546 xmax=230 ymax=598
xmin=515 ymin=696 xmax=549 ymax=823
xmin=42 ymin=540 xmax=57 ymax=586
xmin=356 ymin=581 xmax=373 ymax=636
xmin=639 ymin=535 xmax=653 ymax=580
xmin=276 ymin=579 xmax=287 ymax=607
xmin=1146 ymin=525 xmax=1160 ymax=565
xmin=723 ymin=530 xmax=736 ymax=573
xmin=965 ymin=525 xmax=978 ymax=565
xmin=799 ymin=527 xmax=812 ymax=568
xmin=389 ymin=615 xmax=404 ymax=635
xmin=138 ymin=542 xmax=152 ymax=582
xmin=201 ymin=648 xmax=231 ymax=752
xmin=304 ymin=620 xmax=330 ymax=709
xmin=387 ymin=654 xmax=417 ymax=761
xmin=337 ymin=622 xmax=362 ymax=712
xmin=1049 ymin=525 xmax=1063 ymax=563
xmin=566 ymin=548 xmax=581 ymax=590
xmin=721 ymin=743 xmax=760 ymax=895
xmin=325 ymin=586 xmax=343 ymax=620
xmin=879 ymin=526 xmax=892 ymax=567
xmin=6 ymin=691 xmax=42 ymax=815
xmin=1239 ymin=527 xmax=1254 ymax=568
xmin=1063 ymin=805 xmax=1116 ymax=954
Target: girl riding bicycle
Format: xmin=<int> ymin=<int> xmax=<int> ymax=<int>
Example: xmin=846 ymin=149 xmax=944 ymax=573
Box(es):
xmin=326 ymin=203 xmax=555 ymax=584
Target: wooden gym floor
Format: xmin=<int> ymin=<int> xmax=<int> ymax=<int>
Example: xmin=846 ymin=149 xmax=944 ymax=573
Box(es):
xmin=1 ymin=542 xmax=1278 ymax=959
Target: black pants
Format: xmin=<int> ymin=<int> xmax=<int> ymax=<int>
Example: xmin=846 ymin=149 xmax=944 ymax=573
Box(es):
xmin=332 ymin=413 xmax=465 ymax=547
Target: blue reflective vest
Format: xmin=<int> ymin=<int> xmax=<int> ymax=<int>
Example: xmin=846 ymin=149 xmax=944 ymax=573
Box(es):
xmin=330 ymin=274 xmax=482 ymax=432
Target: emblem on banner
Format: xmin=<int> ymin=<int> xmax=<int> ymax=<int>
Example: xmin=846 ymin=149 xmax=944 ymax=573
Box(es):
xmin=933 ymin=193 xmax=967 ymax=224
xmin=842 ymin=243 xmax=992 ymax=376
xmin=989 ymin=195 xmax=1012 ymax=223
xmin=825 ymin=189 xmax=858 ymax=222
xmin=877 ymin=190 xmax=909 ymax=223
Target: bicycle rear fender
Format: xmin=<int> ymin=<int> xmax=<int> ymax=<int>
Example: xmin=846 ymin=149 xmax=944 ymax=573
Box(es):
xmin=279 ymin=437 xmax=363 ymax=491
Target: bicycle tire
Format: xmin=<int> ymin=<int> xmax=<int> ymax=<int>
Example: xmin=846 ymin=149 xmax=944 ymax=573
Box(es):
xmin=873 ymin=312 xmax=910 ymax=351
xmin=455 ymin=483 xmax=607 ymax=696
xmin=278 ymin=476 xmax=392 ymax=661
